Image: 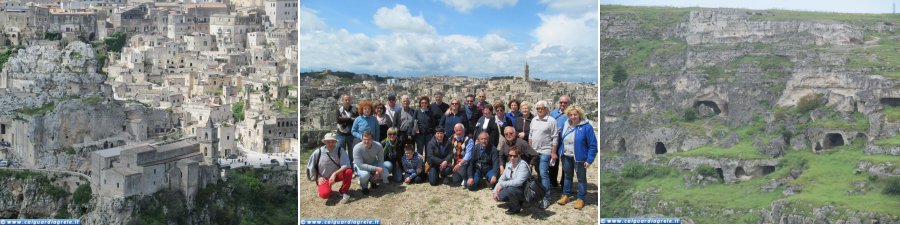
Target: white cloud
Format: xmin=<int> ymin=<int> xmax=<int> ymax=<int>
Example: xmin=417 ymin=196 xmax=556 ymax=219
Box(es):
xmin=524 ymin=0 xmax=598 ymax=81
xmin=441 ymin=0 xmax=518 ymax=12
xmin=481 ymin=34 xmax=515 ymax=52
xmin=299 ymin=2 xmax=598 ymax=81
xmin=373 ymin=4 xmax=436 ymax=34
xmin=540 ymin=0 xmax=598 ymax=15
xmin=299 ymin=7 xmax=326 ymax=32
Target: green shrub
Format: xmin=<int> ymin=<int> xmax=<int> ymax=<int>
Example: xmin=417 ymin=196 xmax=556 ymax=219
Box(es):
xmin=73 ymin=184 xmax=92 ymax=205
xmin=613 ymin=64 xmax=628 ymax=83
xmin=622 ymin=162 xmax=673 ymax=179
xmin=683 ymin=108 xmax=698 ymax=122
xmin=695 ymin=165 xmax=718 ymax=178
xmin=65 ymin=146 xmax=76 ymax=155
xmin=104 ymin=32 xmax=127 ymax=52
xmin=795 ymin=93 xmax=824 ymax=114
xmin=622 ymin=162 xmax=648 ymax=179
xmin=883 ymin=177 xmax=900 ymax=196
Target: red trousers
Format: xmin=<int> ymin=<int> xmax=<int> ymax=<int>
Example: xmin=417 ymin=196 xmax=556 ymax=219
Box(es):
xmin=318 ymin=169 xmax=353 ymax=199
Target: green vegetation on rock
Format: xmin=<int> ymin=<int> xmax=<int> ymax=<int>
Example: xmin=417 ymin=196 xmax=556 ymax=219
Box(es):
xmin=15 ymin=102 xmax=56 ymax=116
xmin=129 ymin=169 xmax=297 ymax=225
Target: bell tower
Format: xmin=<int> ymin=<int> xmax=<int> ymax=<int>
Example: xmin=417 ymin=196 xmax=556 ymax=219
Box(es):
xmin=198 ymin=119 xmax=219 ymax=165
xmin=524 ymin=61 xmax=529 ymax=81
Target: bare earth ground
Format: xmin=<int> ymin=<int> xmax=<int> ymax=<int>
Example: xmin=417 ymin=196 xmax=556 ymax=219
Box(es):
xmin=300 ymin=165 xmax=599 ymax=225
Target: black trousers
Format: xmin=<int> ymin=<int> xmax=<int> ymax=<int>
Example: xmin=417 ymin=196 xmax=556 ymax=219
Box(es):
xmin=397 ymin=131 xmax=411 ymax=150
xmin=499 ymin=186 xmax=524 ymax=210
xmin=428 ymin=166 xmax=453 ymax=186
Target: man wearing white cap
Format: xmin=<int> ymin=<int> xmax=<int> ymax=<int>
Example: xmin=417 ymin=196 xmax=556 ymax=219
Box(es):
xmin=311 ymin=132 xmax=352 ymax=203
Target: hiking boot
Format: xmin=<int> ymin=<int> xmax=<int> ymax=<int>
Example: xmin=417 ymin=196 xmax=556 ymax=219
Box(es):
xmin=361 ymin=188 xmax=370 ymax=195
xmin=574 ymin=199 xmax=584 ymax=209
xmin=557 ymin=195 xmax=570 ymax=205
xmin=505 ymin=207 xmax=520 ymax=215
xmin=371 ymin=182 xmax=379 ymax=189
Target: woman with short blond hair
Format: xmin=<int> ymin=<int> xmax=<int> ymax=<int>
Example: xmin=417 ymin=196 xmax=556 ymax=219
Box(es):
xmin=556 ymin=105 xmax=597 ymax=210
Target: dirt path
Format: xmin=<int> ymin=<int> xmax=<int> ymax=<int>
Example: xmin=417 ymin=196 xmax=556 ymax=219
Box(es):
xmin=300 ymin=165 xmax=599 ymax=224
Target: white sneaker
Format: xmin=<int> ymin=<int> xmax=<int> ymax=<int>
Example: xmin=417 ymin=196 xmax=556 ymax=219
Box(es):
xmin=341 ymin=194 xmax=351 ymax=204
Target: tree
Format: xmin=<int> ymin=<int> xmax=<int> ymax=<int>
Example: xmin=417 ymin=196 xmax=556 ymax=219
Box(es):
xmin=104 ymin=32 xmax=127 ymax=52
xmin=232 ymin=101 xmax=245 ymax=122
xmin=612 ymin=64 xmax=628 ymax=83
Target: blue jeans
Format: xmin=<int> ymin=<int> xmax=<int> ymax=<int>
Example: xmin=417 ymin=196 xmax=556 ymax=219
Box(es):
xmin=415 ymin=133 xmax=432 ymax=156
xmin=539 ymin=154 xmax=553 ymax=200
xmin=561 ymin=155 xmax=587 ymax=200
xmin=356 ymin=161 xmax=391 ymax=189
xmin=466 ymin=165 xmax=497 ymax=191
xmin=389 ymin=162 xmax=403 ymax=183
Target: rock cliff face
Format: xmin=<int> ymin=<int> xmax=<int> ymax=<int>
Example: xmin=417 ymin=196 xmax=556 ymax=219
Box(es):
xmin=1 ymin=41 xmax=170 ymax=169
xmin=600 ymin=6 xmax=900 ymax=223
xmin=0 ymin=171 xmax=73 ymax=219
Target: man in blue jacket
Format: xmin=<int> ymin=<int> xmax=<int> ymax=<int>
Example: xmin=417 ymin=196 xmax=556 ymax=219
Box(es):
xmin=548 ymin=95 xmax=570 ymax=188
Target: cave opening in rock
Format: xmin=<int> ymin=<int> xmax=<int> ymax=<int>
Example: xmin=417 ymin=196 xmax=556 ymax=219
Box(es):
xmin=715 ymin=168 xmax=725 ymax=180
xmin=761 ymin=166 xmax=776 ymax=175
xmin=735 ymin=166 xmax=747 ymax=177
xmin=655 ymin=142 xmax=667 ymax=154
xmin=693 ymin=100 xmax=722 ymax=115
xmin=880 ymin=97 xmax=900 ymax=107
xmin=824 ymin=133 xmax=844 ymax=149
xmin=618 ymin=138 xmax=626 ymax=152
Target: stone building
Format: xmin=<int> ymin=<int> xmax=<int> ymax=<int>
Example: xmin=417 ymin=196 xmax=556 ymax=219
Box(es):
xmin=89 ymin=137 xmax=219 ymax=200
xmin=263 ymin=0 xmax=296 ymax=28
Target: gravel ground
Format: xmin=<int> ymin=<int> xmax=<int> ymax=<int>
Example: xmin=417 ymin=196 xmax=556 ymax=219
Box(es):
xmin=300 ymin=165 xmax=599 ymax=224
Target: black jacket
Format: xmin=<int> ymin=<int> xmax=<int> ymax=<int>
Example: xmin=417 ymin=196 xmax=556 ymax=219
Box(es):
xmin=335 ymin=105 xmax=357 ymax=134
xmin=467 ymin=144 xmax=499 ymax=177
xmin=426 ymin=138 xmax=452 ymax=166
xmin=474 ymin=116 xmax=500 ymax=148
xmin=414 ymin=109 xmax=433 ymax=134
xmin=429 ymin=102 xmax=449 ymax=128
xmin=514 ymin=114 xmax=534 ymax=142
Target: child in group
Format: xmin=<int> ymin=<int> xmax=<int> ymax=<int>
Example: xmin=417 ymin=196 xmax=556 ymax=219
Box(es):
xmin=401 ymin=144 xmax=424 ymax=184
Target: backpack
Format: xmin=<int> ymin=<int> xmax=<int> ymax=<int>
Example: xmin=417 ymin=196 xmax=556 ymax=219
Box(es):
xmin=523 ymin=166 xmax=545 ymax=204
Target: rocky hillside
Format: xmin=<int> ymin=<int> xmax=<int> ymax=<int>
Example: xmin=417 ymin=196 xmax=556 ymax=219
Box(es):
xmin=599 ymin=5 xmax=900 ymax=223
xmin=1 ymin=41 xmax=171 ymax=169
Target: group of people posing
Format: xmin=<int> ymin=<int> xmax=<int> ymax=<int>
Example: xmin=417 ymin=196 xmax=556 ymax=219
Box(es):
xmin=308 ymin=91 xmax=597 ymax=214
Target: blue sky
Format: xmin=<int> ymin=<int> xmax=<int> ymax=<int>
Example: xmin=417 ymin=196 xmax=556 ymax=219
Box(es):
xmin=300 ymin=0 xmax=599 ymax=82
xmin=603 ymin=0 xmax=898 ymax=14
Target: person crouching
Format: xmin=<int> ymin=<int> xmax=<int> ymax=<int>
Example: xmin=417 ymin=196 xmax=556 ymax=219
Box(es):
xmin=493 ymin=146 xmax=531 ymax=215
xmin=401 ymin=144 xmax=424 ymax=184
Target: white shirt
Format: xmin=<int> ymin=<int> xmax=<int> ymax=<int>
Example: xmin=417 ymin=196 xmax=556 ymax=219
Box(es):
xmin=562 ymin=125 xmax=576 ymax=157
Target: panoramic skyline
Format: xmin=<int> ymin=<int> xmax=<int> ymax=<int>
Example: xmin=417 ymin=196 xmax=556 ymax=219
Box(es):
xmin=603 ymin=0 xmax=898 ymax=14
xmin=300 ymin=0 xmax=598 ymax=82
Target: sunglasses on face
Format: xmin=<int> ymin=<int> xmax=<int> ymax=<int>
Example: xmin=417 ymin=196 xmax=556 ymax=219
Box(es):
xmin=508 ymin=154 xmax=518 ymax=158
xmin=560 ymin=101 xmax=569 ymax=104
